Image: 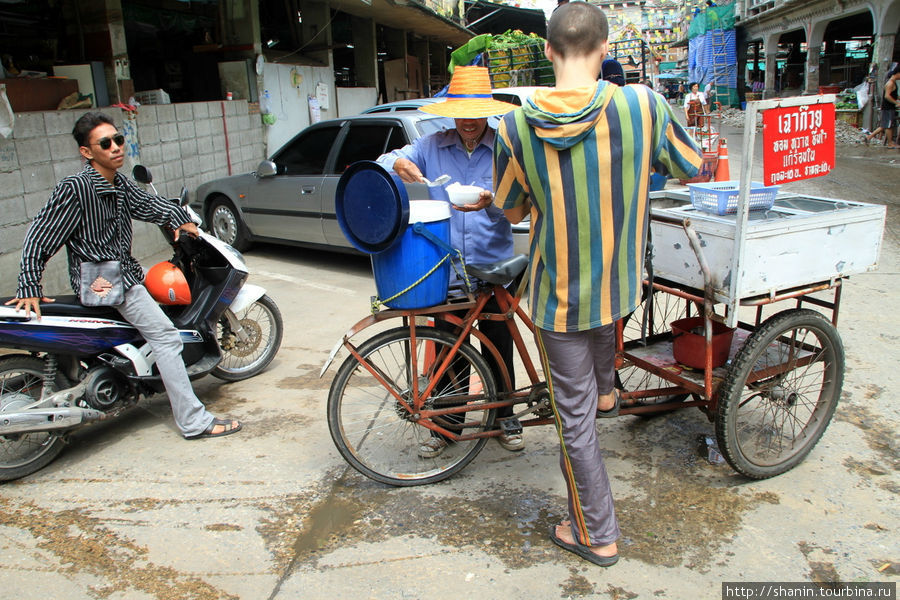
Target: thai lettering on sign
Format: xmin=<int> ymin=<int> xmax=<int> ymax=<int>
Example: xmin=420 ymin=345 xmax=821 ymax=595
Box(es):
xmin=762 ymin=103 xmax=835 ymax=186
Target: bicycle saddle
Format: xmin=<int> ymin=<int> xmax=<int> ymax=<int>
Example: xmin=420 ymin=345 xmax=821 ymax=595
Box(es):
xmin=465 ymin=254 xmax=529 ymax=285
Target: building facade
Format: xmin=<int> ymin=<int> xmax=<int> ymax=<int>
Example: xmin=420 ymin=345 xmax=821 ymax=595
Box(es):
xmin=736 ymin=0 xmax=900 ymax=98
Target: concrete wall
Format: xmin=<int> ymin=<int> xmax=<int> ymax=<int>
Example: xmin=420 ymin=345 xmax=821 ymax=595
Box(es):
xmin=0 ymin=101 xmax=265 ymax=297
xmin=262 ymin=62 xmax=337 ymax=158
xmin=337 ymin=87 xmax=379 ymax=117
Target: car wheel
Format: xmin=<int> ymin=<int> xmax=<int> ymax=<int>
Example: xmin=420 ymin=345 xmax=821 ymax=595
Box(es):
xmin=208 ymin=196 xmax=251 ymax=251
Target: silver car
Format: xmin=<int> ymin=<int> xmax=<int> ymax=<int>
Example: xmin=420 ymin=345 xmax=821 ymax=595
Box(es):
xmin=193 ymin=112 xmax=452 ymax=252
xmin=193 ymin=110 xmax=529 ymax=256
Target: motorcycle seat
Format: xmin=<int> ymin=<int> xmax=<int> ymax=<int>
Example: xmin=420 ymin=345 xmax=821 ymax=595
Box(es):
xmin=0 ymin=295 xmax=123 ymax=320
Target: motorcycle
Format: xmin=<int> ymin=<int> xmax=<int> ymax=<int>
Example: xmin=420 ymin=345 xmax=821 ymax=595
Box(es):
xmin=0 ymin=166 xmax=283 ymax=481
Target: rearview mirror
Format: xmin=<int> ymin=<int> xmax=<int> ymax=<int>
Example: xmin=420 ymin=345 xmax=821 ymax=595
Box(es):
xmin=132 ymin=165 xmax=152 ymax=184
xmin=256 ymin=160 xmax=277 ymax=179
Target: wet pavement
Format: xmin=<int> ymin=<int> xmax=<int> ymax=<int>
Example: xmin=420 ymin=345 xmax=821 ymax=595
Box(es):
xmin=0 ymin=123 xmax=897 ymax=599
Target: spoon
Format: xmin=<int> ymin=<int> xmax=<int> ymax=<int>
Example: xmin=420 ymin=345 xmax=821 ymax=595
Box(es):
xmin=422 ymin=174 xmax=450 ymax=187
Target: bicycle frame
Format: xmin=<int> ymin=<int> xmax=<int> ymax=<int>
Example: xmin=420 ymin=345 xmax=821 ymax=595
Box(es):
xmin=323 ymin=268 xmax=844 ymax=443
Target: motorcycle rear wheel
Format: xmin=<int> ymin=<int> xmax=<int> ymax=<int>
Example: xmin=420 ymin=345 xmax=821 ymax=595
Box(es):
xmin=212 ymin=294 xmax=283 ymax=381
xmin=0 ymin=355 xmax=67 ymax=482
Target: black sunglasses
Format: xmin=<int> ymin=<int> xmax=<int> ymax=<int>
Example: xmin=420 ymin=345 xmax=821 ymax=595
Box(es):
xmin=92 ymin=133 xmax=126 ymax=150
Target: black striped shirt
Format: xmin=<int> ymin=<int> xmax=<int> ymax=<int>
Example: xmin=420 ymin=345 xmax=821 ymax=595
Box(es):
xmin=16 ymin=163 xmax=191 ymax=299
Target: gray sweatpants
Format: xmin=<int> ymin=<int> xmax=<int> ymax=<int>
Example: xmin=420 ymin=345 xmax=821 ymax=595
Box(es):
xmin=116 ymin=284 xmax=215 ymax=437
xmin=535 ymin=324 xmax=621 ymax=547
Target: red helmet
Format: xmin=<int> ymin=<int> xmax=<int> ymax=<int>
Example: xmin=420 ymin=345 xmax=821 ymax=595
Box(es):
xmin=145 ymin=261 xmax=191 ymax=305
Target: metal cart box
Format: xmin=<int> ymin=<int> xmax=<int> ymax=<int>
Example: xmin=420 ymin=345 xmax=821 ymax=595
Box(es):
xmin=649 ymin=194 xmax=886 ymax=302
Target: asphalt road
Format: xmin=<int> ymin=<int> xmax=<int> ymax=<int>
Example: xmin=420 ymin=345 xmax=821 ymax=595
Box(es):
xmin=0 ymin=129 xmax=897 ymax=600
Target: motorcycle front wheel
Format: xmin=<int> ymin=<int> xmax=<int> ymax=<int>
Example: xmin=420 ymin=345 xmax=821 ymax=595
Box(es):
xmin=0 ymin=355 xmax=67 ymax=481
xmin=212 ymin=294 xmax=283 ymax=381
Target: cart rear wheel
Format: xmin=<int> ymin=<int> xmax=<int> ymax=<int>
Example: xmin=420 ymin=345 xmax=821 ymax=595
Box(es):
xmin=715 ymin=309 xmax=843 ymax=479
xmin=617 ymin=288 xmax=698 ymax=415
xmin=328 ymin=326 xmax=496 ymax=486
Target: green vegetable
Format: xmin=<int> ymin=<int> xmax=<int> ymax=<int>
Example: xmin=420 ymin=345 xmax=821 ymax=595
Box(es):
xmin=489 ymin=30 xmax=545 ymax=51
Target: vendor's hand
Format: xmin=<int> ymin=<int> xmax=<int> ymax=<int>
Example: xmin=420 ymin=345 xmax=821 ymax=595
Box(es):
xmin=454 ymin=189 xmax=494 ymax=212
xmin=393 ymin=158 xmax=425 ymax=184
xmin=174 ymin=222 xmax=200 ymax=241
xmin=5 ymin=296 xmax=53 ymax=321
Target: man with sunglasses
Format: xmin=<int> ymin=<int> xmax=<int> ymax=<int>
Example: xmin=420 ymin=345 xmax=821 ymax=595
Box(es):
xmin=5 ymin=111 xmax=241 ymax=440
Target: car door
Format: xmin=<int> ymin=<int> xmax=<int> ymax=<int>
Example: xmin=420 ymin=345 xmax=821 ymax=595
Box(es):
xmin=246 ymin=123 xmax=342 ymax=245
xmin=322 ymin=119 xmax=411 ymax=247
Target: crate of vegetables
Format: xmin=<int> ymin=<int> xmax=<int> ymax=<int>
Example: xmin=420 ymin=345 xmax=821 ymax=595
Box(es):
xmin=485 ymin=30 xmax=554 ymax=88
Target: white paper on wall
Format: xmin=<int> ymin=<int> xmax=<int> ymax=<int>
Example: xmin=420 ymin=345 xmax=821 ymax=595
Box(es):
xmin=308 ymin=95 xmax=320 ymax=124
xmin=316 ymin=82 xmax=329 ymax=110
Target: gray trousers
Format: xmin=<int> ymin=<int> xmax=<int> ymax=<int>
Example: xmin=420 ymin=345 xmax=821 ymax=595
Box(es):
xmin=535 ymin=324 xmax=620 ymax=547
xmin=116 ymin=284 xmax=214 ymax=437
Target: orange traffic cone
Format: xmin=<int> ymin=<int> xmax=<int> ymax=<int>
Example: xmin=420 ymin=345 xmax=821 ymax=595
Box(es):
xmin=715 ymin=138 xmax=730 ymax=181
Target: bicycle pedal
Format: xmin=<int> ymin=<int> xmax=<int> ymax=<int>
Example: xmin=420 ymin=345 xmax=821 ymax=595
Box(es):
xmin=500 ymin=418 xmax=523 ymax=436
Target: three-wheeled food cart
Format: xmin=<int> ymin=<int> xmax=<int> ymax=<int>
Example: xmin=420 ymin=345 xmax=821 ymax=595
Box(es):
xmin=322 ymin=95 xmax=887 ymax=486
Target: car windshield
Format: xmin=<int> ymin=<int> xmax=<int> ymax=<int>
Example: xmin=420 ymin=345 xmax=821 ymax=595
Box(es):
xmin=416 ymin=116 xmax=454 ymax=136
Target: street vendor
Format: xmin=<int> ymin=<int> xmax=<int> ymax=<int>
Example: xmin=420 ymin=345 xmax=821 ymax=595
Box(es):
xmin=375 ymin=66 xmax=524 ymax=456
xmin=683 ymin=81 xmax=708 ymax=127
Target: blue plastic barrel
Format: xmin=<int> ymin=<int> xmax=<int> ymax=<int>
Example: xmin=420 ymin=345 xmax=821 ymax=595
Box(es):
xmin=372 ymin=201 xmax=451 ymax=309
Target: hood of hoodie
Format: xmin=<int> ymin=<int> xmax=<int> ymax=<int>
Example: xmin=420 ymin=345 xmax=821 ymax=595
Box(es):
xmin=522 ymin=82 xmax=614 ymax=150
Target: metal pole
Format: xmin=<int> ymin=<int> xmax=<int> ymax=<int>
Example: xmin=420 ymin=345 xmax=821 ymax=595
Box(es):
xmin=726 ymin=94 xmax=837 ymax=328
xmin=642 ymin=41 xmax=647 ymax=82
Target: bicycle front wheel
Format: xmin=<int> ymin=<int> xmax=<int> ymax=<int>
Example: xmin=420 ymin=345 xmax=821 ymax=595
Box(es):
xmin=327 ymin=326 xmax=497 ymax=486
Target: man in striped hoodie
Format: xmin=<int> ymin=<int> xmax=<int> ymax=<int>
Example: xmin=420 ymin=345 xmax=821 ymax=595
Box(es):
xmin=493 ymin=1 xmax=702 ymax=566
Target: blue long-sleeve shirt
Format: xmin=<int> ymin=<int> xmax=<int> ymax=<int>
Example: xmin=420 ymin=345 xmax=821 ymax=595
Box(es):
xmin=376 ymin=127 xmax=514 ymax=283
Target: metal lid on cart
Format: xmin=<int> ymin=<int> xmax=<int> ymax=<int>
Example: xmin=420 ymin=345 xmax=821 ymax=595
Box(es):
xmin=336 ymin=161 xmax=410 ymax=254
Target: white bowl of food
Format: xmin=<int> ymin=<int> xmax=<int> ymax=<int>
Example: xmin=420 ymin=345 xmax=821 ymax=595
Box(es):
xmin=445 ymin=182 xmax=484 ymax=207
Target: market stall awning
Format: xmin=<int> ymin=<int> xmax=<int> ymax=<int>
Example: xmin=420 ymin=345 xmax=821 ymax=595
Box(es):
xmin=328 ymin=0 xmax=473 ymax=46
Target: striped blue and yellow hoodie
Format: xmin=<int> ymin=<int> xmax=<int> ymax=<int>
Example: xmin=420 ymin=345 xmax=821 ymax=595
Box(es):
xmin=494 ymin=81 xmax=702 ymax=332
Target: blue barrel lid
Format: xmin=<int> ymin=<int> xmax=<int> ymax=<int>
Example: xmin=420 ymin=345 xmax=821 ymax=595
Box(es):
xmin=336 ymin=161 xmax=410 ymax=254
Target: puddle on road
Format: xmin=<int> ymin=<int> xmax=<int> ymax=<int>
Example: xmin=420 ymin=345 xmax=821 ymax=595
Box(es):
xmin=258 ymin=410 xmax=782 ymax=577
xmin=612 ymin=412 xmax=780 ymax=570
xmin=276 ymin=363 xmax=334 ymax=391
xmin=835 ymin=388 xmax=899 ymax=493
xmin=835 ymin=387 xmax=899 ymax=471
xmin=257 ymin=470 xmax=566 ymax=573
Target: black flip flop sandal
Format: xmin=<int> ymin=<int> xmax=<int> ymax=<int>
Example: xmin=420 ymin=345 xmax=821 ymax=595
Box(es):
xmin=597 ymin=389 xmax=620 ymax=418
xmin=186 ymin=418 xmax=243 ymax=440
xmin=549 ymin=525 xmax=619 ymax=567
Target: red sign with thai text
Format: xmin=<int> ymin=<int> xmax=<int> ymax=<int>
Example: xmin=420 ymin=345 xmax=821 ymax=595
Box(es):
xmin=762 ymin=103 xmax=835 ymax=186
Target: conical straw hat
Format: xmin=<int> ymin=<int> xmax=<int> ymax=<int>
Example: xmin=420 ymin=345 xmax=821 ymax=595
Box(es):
xmin=419 ymin=66 xmax=518 ymax=118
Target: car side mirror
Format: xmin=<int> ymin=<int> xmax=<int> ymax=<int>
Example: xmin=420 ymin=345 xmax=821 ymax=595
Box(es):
xmin=256 ymin=160 xmax=277 ymax=179
xmin=132 ymin=165 xmax=152 ymax=184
